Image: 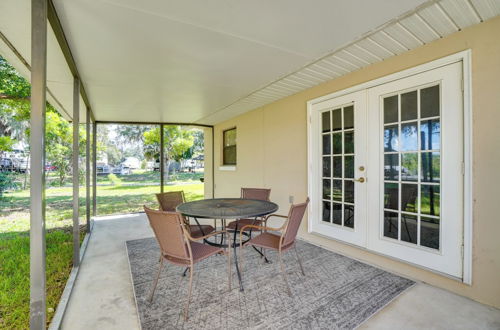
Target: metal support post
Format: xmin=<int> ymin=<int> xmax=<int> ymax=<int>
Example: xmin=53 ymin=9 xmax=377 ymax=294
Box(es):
xmin=92 ymin=121 xmax=97 ymax=216
xmin=85 ymin=108 xmax=91 ymax=232
xmin=29 ymin=0 xmax=48 ymax=328
xmin=72 ymin=78 xmax=80 ymax=267
xmin=160 ymin=124 xmax=164 ymax=193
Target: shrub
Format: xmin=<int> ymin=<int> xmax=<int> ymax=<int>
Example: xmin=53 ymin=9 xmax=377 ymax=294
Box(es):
xmin=108 ymin=173 xmax=122 ymax=186
xmin=0 ymin=171 xmax=16 ymax=197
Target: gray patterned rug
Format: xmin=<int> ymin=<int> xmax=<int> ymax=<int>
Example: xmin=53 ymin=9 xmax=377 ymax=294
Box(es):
xmin=126 ymin=237 xmax=414 ymax=329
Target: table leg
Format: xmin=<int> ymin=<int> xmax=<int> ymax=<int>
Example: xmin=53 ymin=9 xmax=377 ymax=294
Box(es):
xmin=233 ymin=222 xmax=244 ymax=292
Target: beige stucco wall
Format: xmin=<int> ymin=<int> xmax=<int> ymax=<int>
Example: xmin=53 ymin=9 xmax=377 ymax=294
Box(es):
xmin=212 ymin=16 xmax=500 ymax=308
xmin=203 ymin=127 xmax=214 ymax=198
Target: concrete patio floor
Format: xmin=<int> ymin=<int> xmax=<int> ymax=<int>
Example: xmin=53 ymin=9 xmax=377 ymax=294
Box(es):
xmin=61 ymin=214 xmax=500 ymax=329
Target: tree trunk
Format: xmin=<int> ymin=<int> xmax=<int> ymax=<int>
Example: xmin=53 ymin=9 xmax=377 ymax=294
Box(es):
xmin=164 ymin=158 xmax=172 ymax=184
xmin=23 ymin=153 xmax=30 ymax=189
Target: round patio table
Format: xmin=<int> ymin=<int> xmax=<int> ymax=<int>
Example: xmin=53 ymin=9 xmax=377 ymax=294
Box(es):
xmin=177 ymin=198 xmax=278 ymax=291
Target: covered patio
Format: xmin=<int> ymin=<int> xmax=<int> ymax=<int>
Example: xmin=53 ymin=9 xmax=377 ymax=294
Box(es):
xmin=1 ymin=0 xmax=500 ymax=329
xmin=61 ymin=214 xmax=499 ymax=329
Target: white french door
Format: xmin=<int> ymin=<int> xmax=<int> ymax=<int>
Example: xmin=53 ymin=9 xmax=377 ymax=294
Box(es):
xmin=366 ymin=62 xmax=463 ymax=277
xmin=309 ymin=61 xmax=464 ymax=278
xmin=308 ymin=90 xmax=367 ymax=246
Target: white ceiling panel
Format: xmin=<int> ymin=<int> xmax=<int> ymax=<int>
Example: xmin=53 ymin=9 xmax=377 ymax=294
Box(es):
xmin=471 ymin=0 xmax=500 ymax=20
xmin=440 ymin=0 xmax=482 ymax=29
xmin=49 ymin=0 xmax=429 ymax=123
xmin=400 ymin=15 xmax=440 ymax=43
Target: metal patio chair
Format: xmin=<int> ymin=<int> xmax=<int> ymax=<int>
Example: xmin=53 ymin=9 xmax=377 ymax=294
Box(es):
xmin=144 ymin=206 xmax=231 ymax=321
xmin=226 ymin=188 xmax=272 ymax=231
xmin=239 ymin=198 xmax=309 ymax=296
xmin=156 ymin=190 xmax=215 ymax=238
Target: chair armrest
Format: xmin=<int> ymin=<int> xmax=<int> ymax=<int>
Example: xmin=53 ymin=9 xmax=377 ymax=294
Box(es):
xmin=264 ymin=214 xmax=288 ymax=222
xmin=240 ymin=224 xmax=284 ymax=232
xmin=185 ymin=230 xmax=227 ymax=242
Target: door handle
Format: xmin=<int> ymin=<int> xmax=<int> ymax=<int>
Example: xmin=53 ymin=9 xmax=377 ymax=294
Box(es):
xmin=355 ymin=177 xmax=366 ymax=183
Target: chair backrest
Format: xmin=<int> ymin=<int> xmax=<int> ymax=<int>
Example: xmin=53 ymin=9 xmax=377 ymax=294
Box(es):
xmin=241 ymin=188 xmax=271 ymax=201
xmin=156 ymin=191 xmax=185 ymax=211
xmin=144 ymin=206 xmax=190 ymax=261
xmin=281 ymin=198 xmax=310 ymax=247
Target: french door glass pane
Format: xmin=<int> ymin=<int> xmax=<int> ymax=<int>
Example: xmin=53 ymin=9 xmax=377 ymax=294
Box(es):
xmin=332 ymin=109 xmax=342 ymax=131
xmin=401 ymin=153 xmax=418 ymax=182
xmin=319 ymin=104 xmax=356 ymax=229
xmin=333 ymin=156 xmax=342 ymax=178
xmin=421 ymin=216 xmax=440 ymax=249
xmin=420 ymin=85 xmax=440 ymax=118
xmin=344 ymin=132 xmax=354 ymax=154
xmin=421 ymin=185 xmax=440 ymax=217
xmin=344 ymin=106 xmax=354 ymax=129
xmin=420 ymin=120 xmax=440 ymax=150
xmin=332 ymin=180 xmax=342 ymax=201
xmin=384 ymin=183 xmax=398 ymax=210
xmin=322 ymin=134 xmax=331 ymax=155
xmin=401 ymin=214 xmax=418 ymax=244
xmin=322 ymin=201 xmax=331 ymax=222
xmin=384 ymin=154 xmax=399 ymax=180
xmin=332 ymin=133 xmax=342 ymax=154
xmin=344 ymin=204 xmax=354 ymax=228
xmin=421 ymin=152 xmax=440 ymax=182
xmin=384 ymin=211 xmax=399 ymax=239
xmin=323 ymin=156 xmax=331 ymax=177
xmin=401 ymin=122 xmax=418 ymax=151
xmin=332 ymin=202 xmax=342 ymax=225
xmin=323 ymin=179 xmax=331 ymax=199
xmin=382 ymin=84 xmax=441 ymax=250
xmin=401 ymin=91 xmax=418 ymax=121
xmin=322 ymin=111 xmax=331 ymax=133
xmin=384 ymin=95 xmax=398 ymax=124
xmin=384 ymin=125 xmax=399 ymax=152
xmin=401 ymin=184 xmax=418 ymax=213
xmin=344 ymin=156 xmax=354 ymax=179
xmin=344 ymin=180 xmax=354 ymax=203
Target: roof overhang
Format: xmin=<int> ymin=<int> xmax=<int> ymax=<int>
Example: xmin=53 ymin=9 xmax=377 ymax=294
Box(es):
xmin=1 ymin=0 xmax=499 ymax=125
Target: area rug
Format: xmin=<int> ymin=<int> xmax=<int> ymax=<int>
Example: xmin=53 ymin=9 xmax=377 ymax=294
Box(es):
xmin=126 ymin=237 xmax=414 ymax=329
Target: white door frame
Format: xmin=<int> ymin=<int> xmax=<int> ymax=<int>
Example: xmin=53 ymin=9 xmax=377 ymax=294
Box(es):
xmin=307 ymin=50 xmax=473 ymax=284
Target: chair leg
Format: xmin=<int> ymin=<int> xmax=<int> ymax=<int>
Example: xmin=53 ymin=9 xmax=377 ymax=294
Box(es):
xmin=261 ymin=248 xmax=268 ymax=264
xmin=239 ymin=242 xmax=244 ymax=275
xmin=184 ymin=265 xmax=194 ymax=321
xmin=278 ymin=251 xmax=292 ymax=296
xmin=293 ymin=245 xmax=305 ymax=276
xmin=148 ymin=257 xmax=164 ymax=303
xmin=227 ymin=239 xmax=232 ymax=291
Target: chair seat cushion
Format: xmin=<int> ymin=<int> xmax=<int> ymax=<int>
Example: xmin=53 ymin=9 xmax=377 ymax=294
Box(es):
xmin=245 ymin=232 xmax=293 ymax=251
xmin=190 ymin=241 xmax=223 ymax=262
xmin=226 ymin=218 xmax=264 ymax=230
xmin=164 ymin=241 xmax=223 ymax=265
xmin=189 ymin=224 xmax=215 ymax=238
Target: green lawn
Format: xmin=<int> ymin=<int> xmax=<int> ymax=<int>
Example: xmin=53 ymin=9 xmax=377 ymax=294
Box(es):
xmin=1 ymin=181 xmax=204 ymax=233
xmin=0 ymin=173 xmax=204 ymax=329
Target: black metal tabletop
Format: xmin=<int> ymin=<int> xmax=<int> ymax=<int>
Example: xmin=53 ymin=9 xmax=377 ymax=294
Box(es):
xmin=177 ymin=198 xmax=278 ymax=219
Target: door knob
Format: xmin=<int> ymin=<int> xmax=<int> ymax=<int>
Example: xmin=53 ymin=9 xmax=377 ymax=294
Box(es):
xmin=355 ymin=177 xmax=365 ymax=183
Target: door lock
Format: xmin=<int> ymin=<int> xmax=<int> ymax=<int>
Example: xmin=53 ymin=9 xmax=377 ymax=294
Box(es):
xmin=359 ymin=166 xmax=365 ymax=171
xmin=355 ymin=177 xmax=366 ymax=183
